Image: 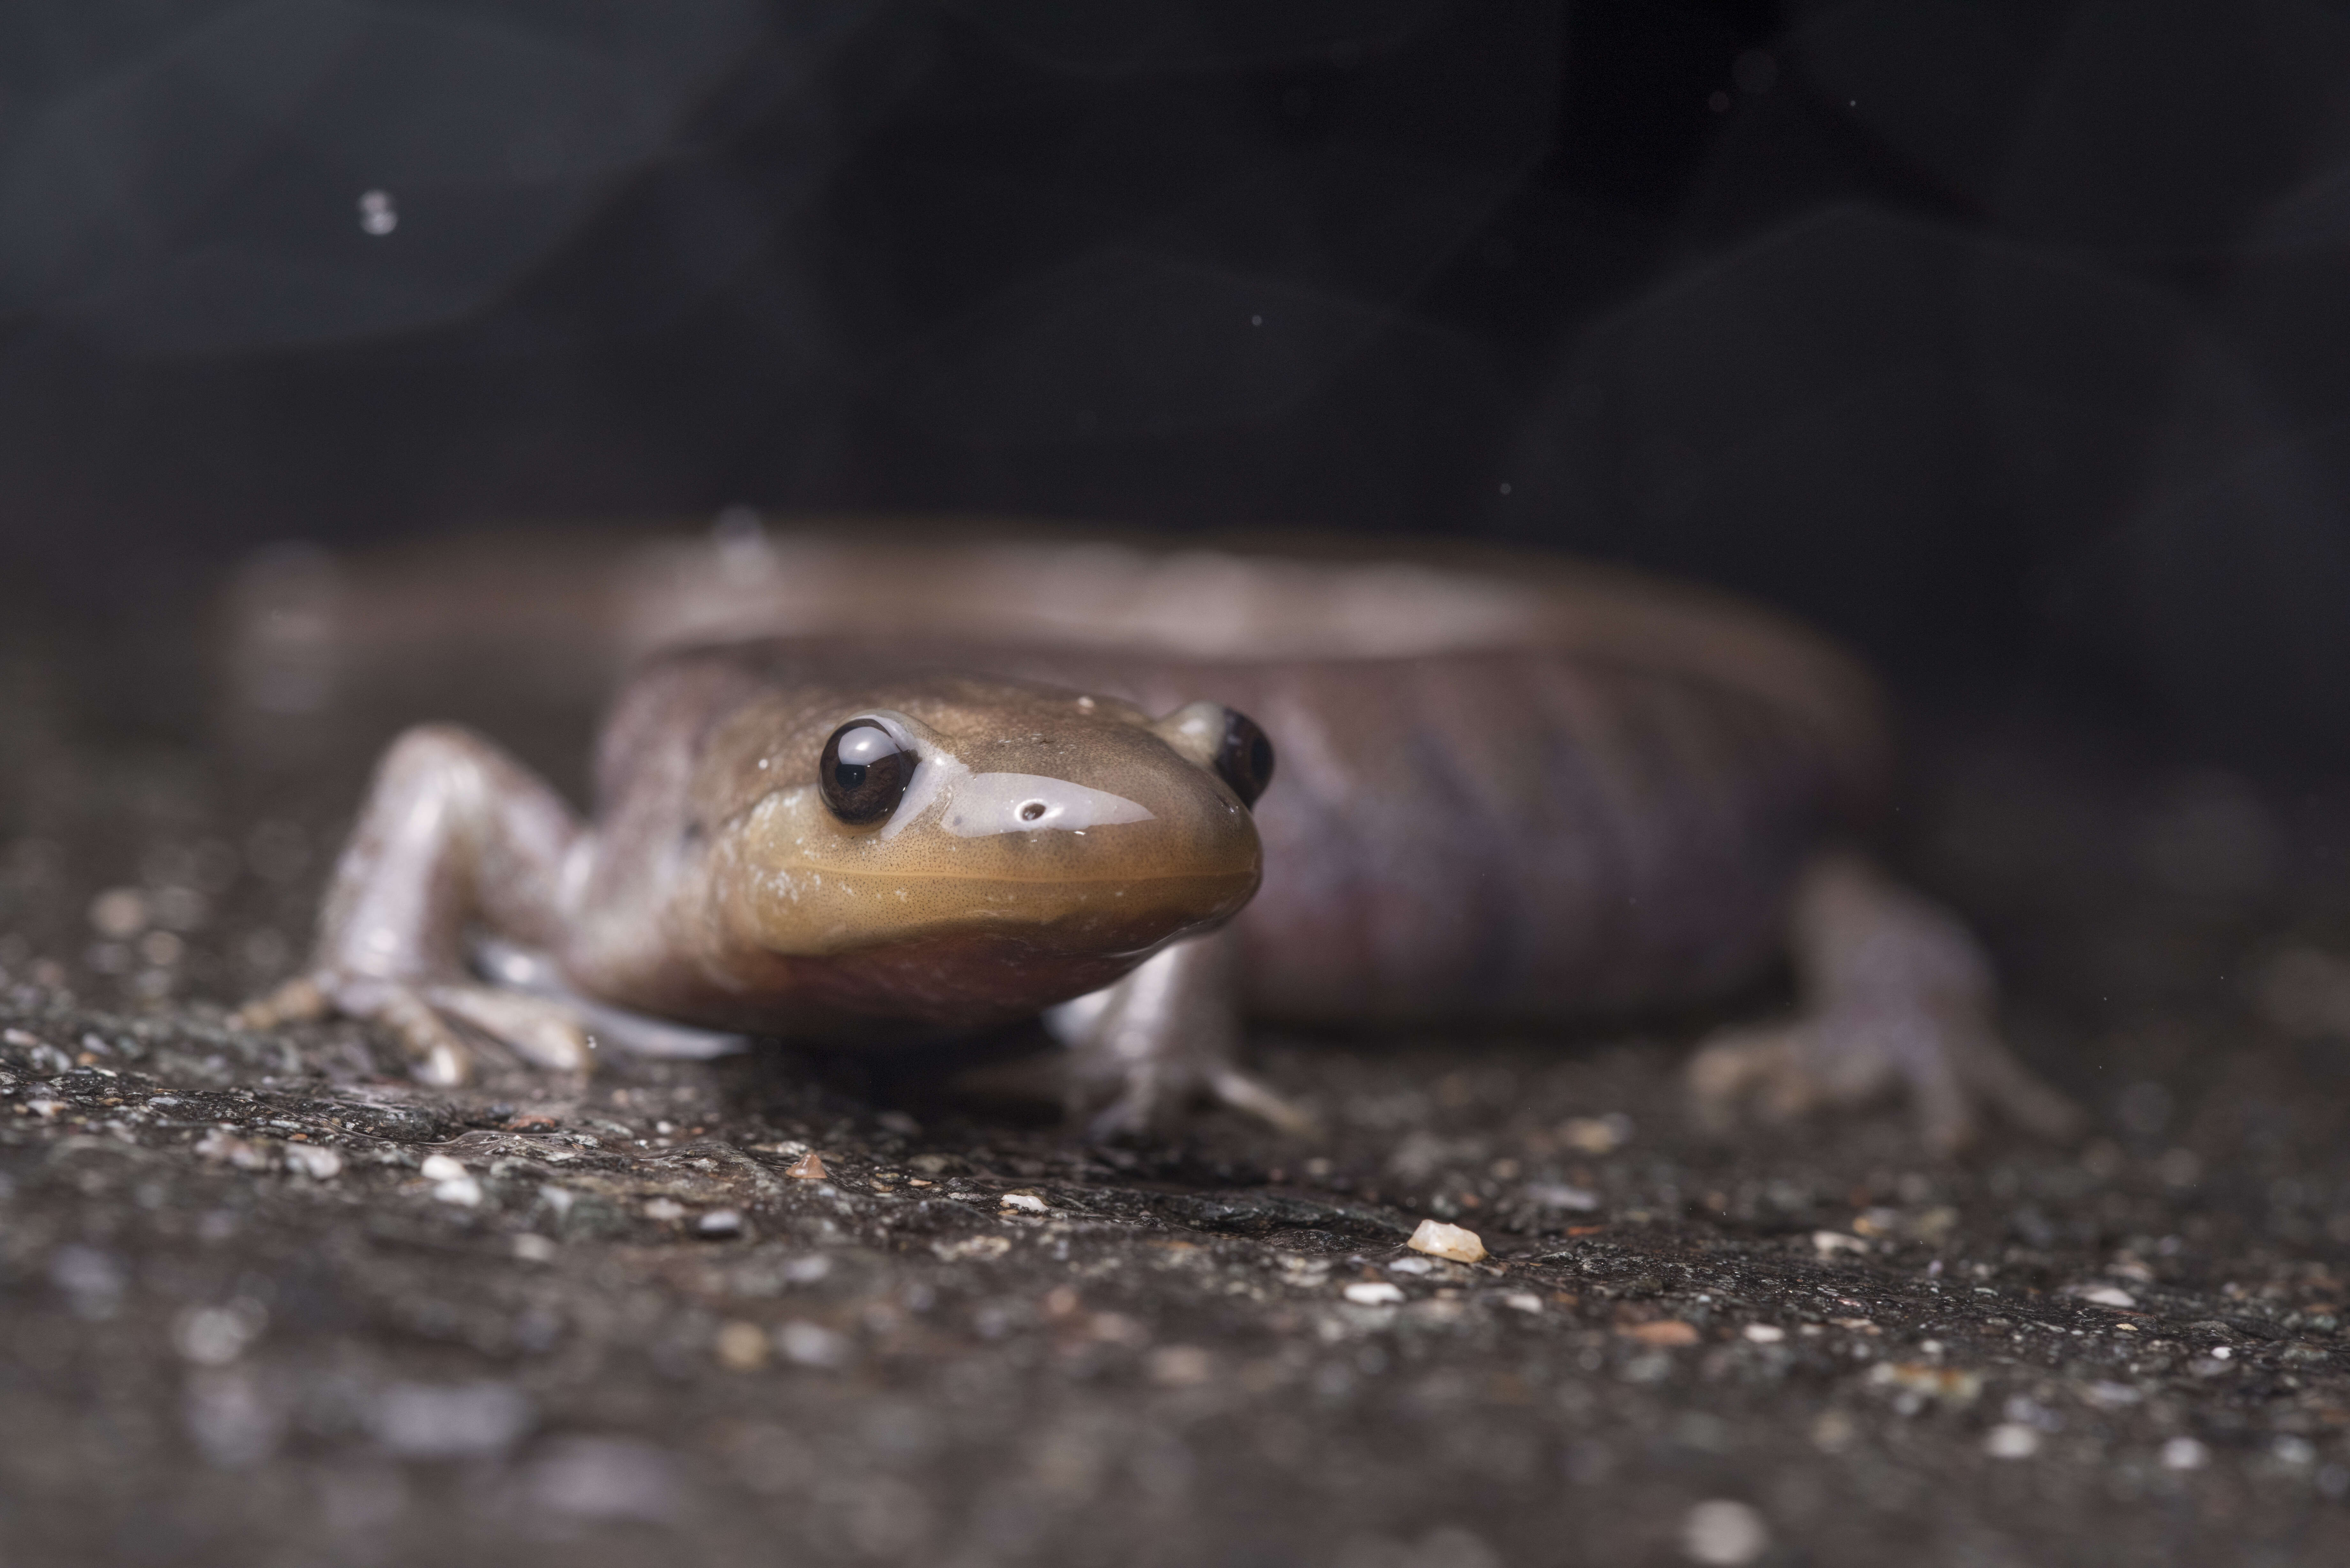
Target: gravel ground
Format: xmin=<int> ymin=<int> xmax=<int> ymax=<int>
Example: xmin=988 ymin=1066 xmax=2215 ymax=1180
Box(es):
xmin=5 ymin=635 xmax=2350 ymax=1567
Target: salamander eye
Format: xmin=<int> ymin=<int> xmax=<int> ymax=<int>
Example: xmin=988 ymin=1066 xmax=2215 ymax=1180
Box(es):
xmin=1214 ymin=709 xmax=1275 ymax=807
xmin=818 ymin=721 xmax=915 ymax=825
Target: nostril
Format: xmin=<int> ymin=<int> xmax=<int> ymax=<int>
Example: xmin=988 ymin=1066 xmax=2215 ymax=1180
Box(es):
xmin=1019 ymin=801 xmax=1048 ymax=823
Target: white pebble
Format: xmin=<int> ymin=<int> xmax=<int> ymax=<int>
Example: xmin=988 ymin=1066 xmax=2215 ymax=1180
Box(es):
xmin=1406 ymin=1218 xmax=1486 ymax=1263
xmin=369 ymin=1381 xmax=534 ymax=1459
xmin=173 ymin=1301 xmax=266 ymax=1366
xmin=1985 ymin=1423 xmax=2041 ymax=1460
xmin=1525 ymin=1182 xmax=1602 ymax=1211
xmin=432 ymin=1175 xmax=482 ymax=1208
xmin=1502 ymin=1293 xmax=1543 ymax=1313
xmin=2069 ymin=1284 xmax=2137 ymax=1308
xmin=1741 ymin=1324 xmax=1785 ymax=1344
xmin=1000 ymin=1192 xmax=1048 ymax=1214
xmin=282 ymin=1144 xmax=342 ymax=1180
xmin=776 ymin=1321 xmax=850 ymax=1368
xmin=512 ymin=1234 xmax=557 ymax=1263
xmin=696 ymin=1209 xmax=744 ymax=1237
xmin=1681 ymin=1499 xmax=1769 ymax=1565
xmin=1344 ymin=1282 xmax=1405 ymax=1306
xmin=2162 ymin=1437 xmax=2210 ymax=1471
xmin=88 ymin=888 xmax=148 ymax=939
xmin=420 ymin=1156 xmax=480 ymax=1207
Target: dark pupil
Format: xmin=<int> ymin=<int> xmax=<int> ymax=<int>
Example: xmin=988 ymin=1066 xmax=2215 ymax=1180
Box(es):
xmin=1215 ymin=709 xmax=1275 ymax=807
xmin=820 ymin=723 xmax=913 ymax=824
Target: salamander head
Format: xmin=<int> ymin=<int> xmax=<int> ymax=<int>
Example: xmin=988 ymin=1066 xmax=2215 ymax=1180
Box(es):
xmin=706 ymin=675 xmax=1269 ymax=1018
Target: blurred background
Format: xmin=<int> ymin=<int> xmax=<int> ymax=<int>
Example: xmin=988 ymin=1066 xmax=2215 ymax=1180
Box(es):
xmin=7 ymin=0 xmax=2350 ymax=765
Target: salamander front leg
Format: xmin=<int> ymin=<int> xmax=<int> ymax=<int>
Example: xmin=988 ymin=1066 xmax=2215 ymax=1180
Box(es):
xmin=1687 ymin=853 xmax=2079 ymax=1151
xmin=1044 ymin=931 xmax=1317 ymax=1141
xmin=233 ymin=725 xmax=594 ymax=1085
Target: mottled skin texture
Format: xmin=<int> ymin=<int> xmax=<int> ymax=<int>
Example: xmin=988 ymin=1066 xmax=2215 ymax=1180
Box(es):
xmin=237 ymin=528 xmax=2079 ymax=1148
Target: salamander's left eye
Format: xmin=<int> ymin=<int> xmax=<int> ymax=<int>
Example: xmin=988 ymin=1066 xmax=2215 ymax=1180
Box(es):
xmin=1214 ymin=709 xmax=1275 ymax=807
xmin=819 ymin=721 xmax=914 ymax=825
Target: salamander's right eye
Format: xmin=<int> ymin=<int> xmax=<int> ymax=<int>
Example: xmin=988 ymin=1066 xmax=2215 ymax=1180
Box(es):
xmin=1213 ymin=709 xmax=1275 ymax=807
xmin=818 ymin=721 xmax=914 ymax=825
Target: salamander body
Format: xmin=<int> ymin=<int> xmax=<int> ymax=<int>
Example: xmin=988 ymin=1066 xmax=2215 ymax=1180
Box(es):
xmin=236 ymin=525 xmax=2071 ymax=1146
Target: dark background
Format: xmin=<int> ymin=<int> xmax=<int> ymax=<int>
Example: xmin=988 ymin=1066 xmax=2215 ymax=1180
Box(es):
xmin=8 ymin=0 xmax=2350 ymax=763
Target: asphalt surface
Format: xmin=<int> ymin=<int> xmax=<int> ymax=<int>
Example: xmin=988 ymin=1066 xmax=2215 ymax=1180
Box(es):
xmin=4 ymin=639 xmax=2350 ymax=1567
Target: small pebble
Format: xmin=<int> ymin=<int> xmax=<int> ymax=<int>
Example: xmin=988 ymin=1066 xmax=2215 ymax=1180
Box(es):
xmin=433 ymin=1176 xmax=482 ymax=1208
xmin=1559 ymin=1113 xmax=1631 ymax=1155
xmin=642 ymin=1199 xmax=687 ymax=1222
xmin=369 ymin=1382 xmax=534 ymax=1459
xmin=196 ymin=1131 xmax=270 ymax=1171
xmin=1741 ymin=1324 xmax=1785 ymax=1344
xmin=715 ymin=1320 xmax=770 ymax=1371
xmin=1344 ymin=1282 xmax=1405 ymax=1306
xmin=2069 ymin=1284 xmax=2137 ymax=1308
xmin=1681 ymin=1499 xmax=1768 ymax=1565
xmin=1525 ymin=1182 xmax=1602 ymax=1212
xmin=419 ymin=1155 xmax=481 ymax=1207
xmin=2162 ymin=1437 xmax=2210 ymax=1471
xmin=282 ymin=1144 xmax=342 ymax=1180
xmin=1502 ymin=1293 xmax=1542 ymax=1314
xmin=512 ymin=1234 xmax=557 ymax=1263
xmin=696 ymin=1209 xmax=744 ymax=1237
xmin=1407 ymin=1218 xmax=1486 ymax=1263
xmin=173 ymin=1301 xmax=266 ymax=1366
xmin=1000 ymin=1193 xmax=1048 ymax=1214
xmin=786 ymin=1151 xmax=828 ymax=1180
xmin=1812 ymin=1231 xmax=1870 ymax=1257
xmin=1985 ymin=1423 xmax=2041 ymax=1459
xmin=1146 ymin=1345 xmax=1214 ymax=1387
xmin=776 ymin=1321 xmax=850 ymax=1368
xmin=88 ymin=888 xmax=148 ymax=939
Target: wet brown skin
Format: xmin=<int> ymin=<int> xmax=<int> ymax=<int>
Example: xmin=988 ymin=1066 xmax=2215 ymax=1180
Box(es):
xmin=956 ymin=645 xmax=1869 ymax=1026
xmin=228 ymin=526 xmax=1890 ymax=1040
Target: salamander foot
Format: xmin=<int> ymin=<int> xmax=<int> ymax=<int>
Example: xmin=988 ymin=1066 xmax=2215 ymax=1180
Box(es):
xmin=234 ymin=971 xmax=594 ymax=1084
xmin=1685 ymin=854 xmax=2079 ymax=1152
xmin=1043 ymin=933 xmax=1319 ymax=1141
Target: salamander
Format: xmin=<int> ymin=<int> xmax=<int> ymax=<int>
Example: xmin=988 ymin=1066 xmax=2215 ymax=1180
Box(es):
xmin=233 ymin=524 xmax=2077 ymax=1148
